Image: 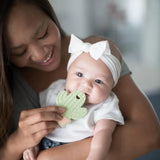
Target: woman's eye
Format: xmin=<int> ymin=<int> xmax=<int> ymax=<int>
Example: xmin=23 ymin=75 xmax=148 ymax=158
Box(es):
xmin=76 ymin=72 xmax=83 ymax=77
xmin=38 ymin=30 xmax=48 ymax=39
xmin=95 ymin=79 xmax=103 ymax=84
xmin=12 ymin=49 xmax=27 ymax=57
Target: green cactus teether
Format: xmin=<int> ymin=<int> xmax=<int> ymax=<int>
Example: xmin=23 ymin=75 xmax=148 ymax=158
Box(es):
xmin=56 ymin=90 xmax=87 ymax=127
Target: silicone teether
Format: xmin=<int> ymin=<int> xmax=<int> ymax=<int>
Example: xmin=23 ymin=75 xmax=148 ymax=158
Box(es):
xmin=56 ymin=90 xmax=87 ymax=127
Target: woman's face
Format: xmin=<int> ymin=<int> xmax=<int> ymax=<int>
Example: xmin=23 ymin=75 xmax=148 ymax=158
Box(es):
xmin=5 ymin=2 xmax=61 ymax=72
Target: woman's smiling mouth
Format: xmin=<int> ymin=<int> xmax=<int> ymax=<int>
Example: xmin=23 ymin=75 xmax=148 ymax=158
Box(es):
xmin=43 ymin=53 xmax=52 ymax=63
xmin=40 ymin=52 xmax=55 ymax=66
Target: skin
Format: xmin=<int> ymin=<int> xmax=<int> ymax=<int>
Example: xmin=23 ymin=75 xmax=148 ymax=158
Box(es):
xmin=0 ymin=2 xmax=160 ymax=160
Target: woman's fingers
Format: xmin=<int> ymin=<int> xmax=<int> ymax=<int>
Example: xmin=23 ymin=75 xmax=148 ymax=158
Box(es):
xmin=22 ymin=121 xmax=59 ymax=136
xmin=32 ymin=128 xmax=56 ymax=144
xmin=20 ymin=106 xmax=65 ymax=118
xmin=18 ymin=108 xmax=63 ymax=139
xmin=17 ymin=106 xmax=65 ymax=148
xmin=19 ymin=110 xmax=63 ymax=127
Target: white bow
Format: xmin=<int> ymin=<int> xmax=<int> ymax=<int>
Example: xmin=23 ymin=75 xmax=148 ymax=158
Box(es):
xmin=68 ymin=34 xmax=111 ymax=60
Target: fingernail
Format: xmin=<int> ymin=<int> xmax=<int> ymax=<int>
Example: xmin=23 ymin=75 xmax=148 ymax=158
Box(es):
xmin=58 ymin=107 xmax=65 ymax=113
xmin=57 ymin=114 xmax=63 ymax=120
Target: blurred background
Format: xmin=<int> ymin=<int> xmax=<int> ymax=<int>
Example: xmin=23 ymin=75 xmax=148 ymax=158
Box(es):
xmin=49 ymin=0 xmax=160 ymax=159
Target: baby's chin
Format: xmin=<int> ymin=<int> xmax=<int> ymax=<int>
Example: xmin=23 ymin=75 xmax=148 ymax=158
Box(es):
xmin=86 ymin=99 xmax=103 ymax=105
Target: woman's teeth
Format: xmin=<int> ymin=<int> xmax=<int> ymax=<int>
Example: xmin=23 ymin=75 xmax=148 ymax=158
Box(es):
xmin=43 ymin=53 xmax=52 ymax=63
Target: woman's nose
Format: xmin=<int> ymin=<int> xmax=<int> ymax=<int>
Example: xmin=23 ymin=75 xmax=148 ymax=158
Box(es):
xmin=29 ymin=44 xmax=49 ymax=62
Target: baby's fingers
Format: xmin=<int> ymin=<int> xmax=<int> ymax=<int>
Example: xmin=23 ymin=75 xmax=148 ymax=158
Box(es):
xmin=23 ymin=149 xmax=32 ymax=160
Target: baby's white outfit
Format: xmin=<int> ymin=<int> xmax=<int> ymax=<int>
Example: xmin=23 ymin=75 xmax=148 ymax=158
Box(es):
xmin=40 ymin=79 xmax=124 ymax=143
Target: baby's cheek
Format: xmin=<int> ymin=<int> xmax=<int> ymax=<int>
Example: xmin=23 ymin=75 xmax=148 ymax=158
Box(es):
xmin=66 ymin=77 xmax=78 ymax=90
xmin=89 ymin=91 xmax=102 ymax=104
xmin=96 ymin=90 xmax=109 ymax=103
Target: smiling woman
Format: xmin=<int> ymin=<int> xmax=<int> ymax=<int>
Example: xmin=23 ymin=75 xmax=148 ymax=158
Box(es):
xmin=5 ymin=3 xmax=62 ymax=71
xmin=0 ymin=0 xmax=160 ymax=160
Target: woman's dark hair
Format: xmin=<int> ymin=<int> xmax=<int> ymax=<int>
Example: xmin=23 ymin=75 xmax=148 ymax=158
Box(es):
xmin=0 ymin=0 xmax=66 ymax=146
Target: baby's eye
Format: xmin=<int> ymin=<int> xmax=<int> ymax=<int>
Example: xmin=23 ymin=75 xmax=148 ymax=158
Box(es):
xmin=95 ymin=79 xmax=103 ymax=84
xmin=76 ymin=72 xmax=83 ymax=77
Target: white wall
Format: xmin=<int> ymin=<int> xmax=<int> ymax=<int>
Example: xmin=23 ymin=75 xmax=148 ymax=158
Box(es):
xmin=49 ymin=0 xmax=92 ymax=38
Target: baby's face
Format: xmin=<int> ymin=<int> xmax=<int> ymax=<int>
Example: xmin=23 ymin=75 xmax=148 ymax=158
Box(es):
xmin=65 ymin=52 xmax=114 ymax=104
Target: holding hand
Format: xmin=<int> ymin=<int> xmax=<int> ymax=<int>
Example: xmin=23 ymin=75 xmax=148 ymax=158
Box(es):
xmin=15 ymin=106 xmax=65 ymax=154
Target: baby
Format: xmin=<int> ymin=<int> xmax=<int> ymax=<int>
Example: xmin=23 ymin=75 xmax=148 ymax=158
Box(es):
xmin=23 ymin=34 xmax=124 ymax=160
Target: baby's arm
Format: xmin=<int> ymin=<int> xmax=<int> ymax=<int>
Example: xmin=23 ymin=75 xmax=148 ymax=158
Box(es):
xmin=23 ymin=145 xmax=39 ymax=160
xmin=87 ymin=119 xmax=117 ymax=160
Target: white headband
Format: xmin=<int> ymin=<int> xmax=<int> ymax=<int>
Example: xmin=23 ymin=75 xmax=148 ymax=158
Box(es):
xmin=67 ymin=34 xmax=121 ymax=86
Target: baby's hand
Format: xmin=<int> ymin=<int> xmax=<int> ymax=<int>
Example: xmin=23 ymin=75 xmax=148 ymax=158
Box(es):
xmin=23 ymin=145 xmax=39 ymax=160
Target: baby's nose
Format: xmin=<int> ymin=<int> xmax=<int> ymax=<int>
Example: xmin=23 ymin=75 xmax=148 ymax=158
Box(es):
xmin=82 ymin=79 xmax=92 ymax=89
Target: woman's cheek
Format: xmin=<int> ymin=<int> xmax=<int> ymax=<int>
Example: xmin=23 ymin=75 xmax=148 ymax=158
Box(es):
xmin=10 ymin=59 xmax=27 ymax=67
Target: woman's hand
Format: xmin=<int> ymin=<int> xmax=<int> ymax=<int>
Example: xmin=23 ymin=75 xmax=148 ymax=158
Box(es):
xmin=17 ymin=106 xmax=65 ymax=149
xmin=0 ymin=106 xmax=65 ymax=160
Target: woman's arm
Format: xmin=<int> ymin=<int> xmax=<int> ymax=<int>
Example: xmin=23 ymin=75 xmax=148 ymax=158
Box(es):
xmin=108 ymin=73 xmax=160 ymax=159
xmin=37 ymin=74 xmax=160 ymax=160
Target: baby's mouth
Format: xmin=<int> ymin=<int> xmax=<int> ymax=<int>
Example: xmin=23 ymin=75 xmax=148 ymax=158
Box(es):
xmin=85 ymin=93 xmax=89 ymax=97
xmin=85 ymin=93 xmax=90 ymax=100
